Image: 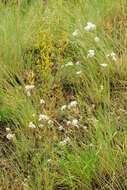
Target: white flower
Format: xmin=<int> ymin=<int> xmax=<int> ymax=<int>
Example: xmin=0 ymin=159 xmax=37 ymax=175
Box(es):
xmin=39 ymin=114 xmax=49 ymax=121
xmin=61 ymin=65 xmax=65 ymax=68
xmin=61 ymin=62 xmax=74 ymax=68
xmin=65 ymin=137 xmax=70 ymax=142
xmin=6 ymin=133 xmax=15 ymax=140
xmin=40 ymin=98 xmax=45 ymax=105
xmin=48 ymin=120 xmax=54 ymax=125
xmin=72 ymin=29 xmax=78 ymax=37
xmin=6 ymin=127 xmax=11 ymax=132
xmin=68 ymin=101 xmax=78 ymax=109
xmin=32 ymin=113 xmax=36 ymax=117
xmin=87 ymin=49 xmax=95 ymax=58
xmin=107 ymin=52 xmax=117 ymax=62
xmin=75 ymin=61 xmax=80 ymax=65
xmin=100 ymin=63 xmax=108 ymax=67
xmin=72 ymin=119 xmax=78 ymax=126
xmin=47 ymin=159 xmax=52 ymax=163
xmin=100 ymin=85 xmax=104 ymax=91
xmin=76 ymin=71 xmax=82 ymax=75
xmin=83 ymin=126 xmax=87 ymax=130
xmin=28 ymin=122 xmax=36 ymax=129
xmin=25 ymin=85 xmax=35 ymax=91
xmin=58 ymin=125 xmax=64 ymax=131
xmin=94 ymin=36 xmax=100 ymax=43
xmin=89 ymin=143 xmax=94 ymax=147
xmin=39 ymin=124 xmax=44 ymax=128
xmin=110 ymin=52 xmax=117 ymax=61
xmin=59 ymin=137 xmax=70 ymax=146
xmin=84 ymin=22 xmax=96 ymax=32
xmin=65 ymin=61 xmax=74 ymax=67
xmin=66 ymin=121 xmax=72 ymax=126
xmin=59 ymin=140 xmax=66 ymax=146
xmin=61 ymin=105 xmax=67 ymax=111
xmin=25 ymin=85 xmax=35 ymax=96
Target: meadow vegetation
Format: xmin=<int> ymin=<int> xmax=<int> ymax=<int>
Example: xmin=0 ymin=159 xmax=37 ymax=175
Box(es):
xmin=0 ymin=0 xmax=127 ymax=189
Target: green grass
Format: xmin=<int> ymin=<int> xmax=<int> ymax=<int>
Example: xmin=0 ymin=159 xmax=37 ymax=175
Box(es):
xmin=0 ymin=0 xmax=127 ymax=189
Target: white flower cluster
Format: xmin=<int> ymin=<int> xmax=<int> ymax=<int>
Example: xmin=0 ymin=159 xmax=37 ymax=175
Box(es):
xmin=38 ymin=114 xmax=53 ymax=126
xmin=28 ymin=96 xmax=54 ymax=130
xmin=61 ymin=100 xmax=78 ymax=112
xmin=100 ymin=63 xmax=108 ymax=67
xmin=66 ymin=118 xmax=79 ymax=128
xmin=28 ymin=122 xmax=36 ymax=129
xmin=72 ymin=29 xmax=79 ymax=37
xmin=72 ymin=22 xmax=96 ymax=38
xmin=87 ymin=49 xmax=95 ymax=58
xmin=107 ymin=52 xmax=117 ymax=62
xmin=40 ymin=98 xmax=45 ymax=105
xmin=72 ymin=22 xmax=118 ymax=65
xmin=59 ymin=137 xmax=70 ymax=146
xmin=6 ymin=127 xmax=15 ymax=140
xmin=39 ymin=114 xmax=49 ymax=121
xmin=28 ymin=114 xmax=53 ymax=129
xmin=94 ymin=36 xmax=100 ymax=43
xmin=68 ymin=100 xmax=78 ymax=109
xmin=84 ymin=22 xmax=96 ymax=32
xmin=25 ymin=85 xmax=35 ymax=97
xmin=61 ymin=105 xmax=67 ymax=111
xmin=76 ymin=70 xmax=82 ymax=75
xmin=61 ymin=61 xmax=74 ymax=68
xmin=58 ymin=125 xmax=64 ymax=131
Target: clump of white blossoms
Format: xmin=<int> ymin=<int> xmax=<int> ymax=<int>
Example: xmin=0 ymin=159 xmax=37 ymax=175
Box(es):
xmin=59 ymin=137 xmax=70 ymax=146
xmin=65 ymin=61 xmax=74 ymax=67
xmin=100 ymin=63 xmax=108 ymax=67
xmin=83 ymin=125 xmax=87 ymax=130
xmin=76 ymin=71 xmax=82 ymax=75
xmin=111 ymin=52 xmax=117 ymax=61
xmin=58 ymin=125 xmax=64 ymax=131
xmin=61 ymin=105 xmax=67 ymax=111
xmin=25 ymin=85 xmax=35 ymax=91
xmin=39 ymin=124 xmax=44 ymax=128
xmin=6 ymin=133 xmax=15 ymax=140
xmin=28 ymin=122 xmax=36 ymax=129
xmin=68 ymin=100 xmax=78 ymax=109
xmin=39 ymin=114 xmax=49 ymax=121
xmin=84 ymin=22 xmax=96 ymax=32
xmin=32 ymin=113 xmax=36 ymax=117
xmin=47 ymin=158 xmax=52 ymax=163
xmin=100 ymin=85 xmax=104 ymax=91
xmin=6 ymin=127 xmax=11 ymax=132
xmin=66 ymin=120 xmax=72 ymax=126
xmin=72 ymin=29 xmax=79 ymax=37
xmin=61 ymin=61 xmax=74 ymax=68
xmin=107 ymin=52 xmax=117 ymax=62
xmin=71 ymin=119 xmax=79 ymax=127
xmin=94 ymin=36 xmax=100 ymax=43
xmin=6 ymin=127 xmax=15 ymax=140
xmin=87 ymin=49 xmax=95 ymax=58
xmin=48 ymin=120 xmax=54 ymax=125
xmin=40 ymin=98 xmax=45 ymax=105
xmin=25 ymin=85 xmax=35 ymax=96
xmin=75 ymin=61 xmax=80 ymax=65
xmin=66 ymin=119 xmax=79 ymax=128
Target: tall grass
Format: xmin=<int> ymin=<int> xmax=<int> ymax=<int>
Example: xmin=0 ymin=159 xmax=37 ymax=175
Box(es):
xmin=0 ymin=0 xmax=127 ymax=189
